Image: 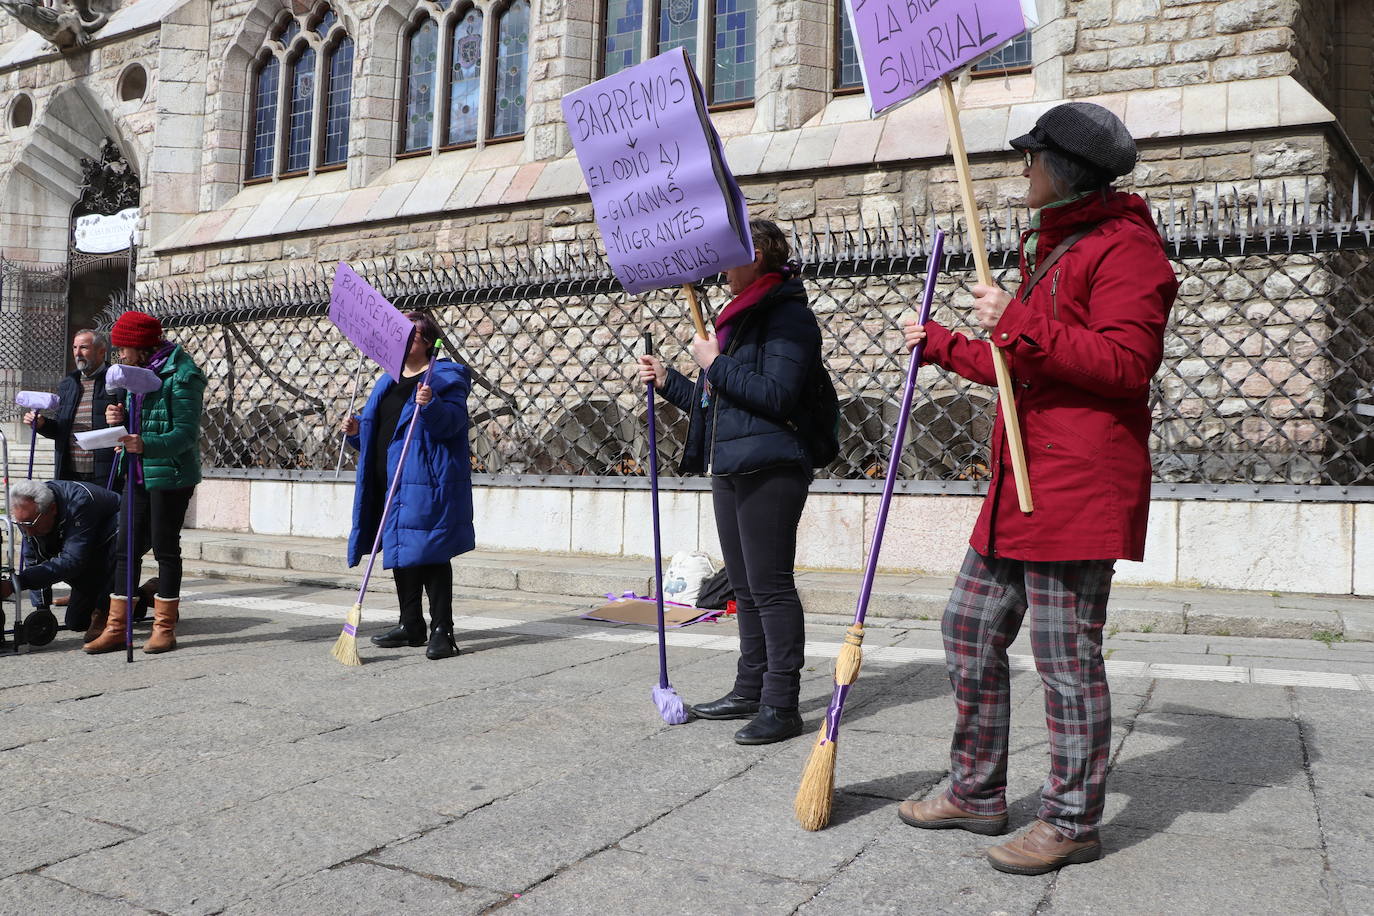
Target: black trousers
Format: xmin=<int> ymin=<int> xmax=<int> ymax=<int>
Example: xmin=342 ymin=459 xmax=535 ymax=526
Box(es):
xmin=63 ymin=575 xmax=112 ymax=631
xmin=712 ymin=465 xmax=810 ymax=708
xmin=113 ymin=485 xmax=195 ymax=600
xmin=26 ymin=572 xmax=110 ymax=630
xmin=392 ymin=563 xmax=453 ymax=635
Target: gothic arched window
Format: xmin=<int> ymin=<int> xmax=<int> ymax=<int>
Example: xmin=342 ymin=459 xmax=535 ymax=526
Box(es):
xmin=835 ymin=3 xmax=861 ymax=91
xmin=402 ymin=19 xmax=440 ymax=152
xmin=322 ymin=37 xmax=354 ymax=166
xmin=248 ymin=56 xmax=280 ymax=180
xmin=397 ymin=1 xmax=528 ymax=156
xmin=601 ymin=0 xmax=755 ymax=105
xmin=244 ymin=5 xmax=353 ymax=182
xmin=491 ymin=0 xmax=529 ymax=138
xmin=447 ymin=7 xmax=483 ymax=147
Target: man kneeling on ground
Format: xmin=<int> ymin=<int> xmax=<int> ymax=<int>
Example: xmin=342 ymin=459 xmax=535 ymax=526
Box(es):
xmin=3 ymin=479 xmax=119 ymax=640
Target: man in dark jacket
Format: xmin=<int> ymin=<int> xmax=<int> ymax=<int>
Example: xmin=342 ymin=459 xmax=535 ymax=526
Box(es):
xmin=24 ymin=329 xmax=119 ymax=485
xmin=3 ymin=478 xmax=119 ymax=635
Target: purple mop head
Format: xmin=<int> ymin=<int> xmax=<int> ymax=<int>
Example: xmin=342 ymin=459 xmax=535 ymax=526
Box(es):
xmin=15 ymin=391 xmax=58 ymax=410
xmin=106 ymin=364 xmax=162 ymax=395
xmin=652 ymin=685 xmax=690 ymax=725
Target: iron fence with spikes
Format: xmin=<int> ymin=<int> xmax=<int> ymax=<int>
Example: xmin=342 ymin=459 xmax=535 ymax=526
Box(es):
xmin=100 ymin=181 xmax=1374 ymax=498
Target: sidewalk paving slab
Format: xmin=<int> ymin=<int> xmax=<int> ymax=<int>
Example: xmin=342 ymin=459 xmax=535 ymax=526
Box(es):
xmin=2 ymin=573 xmax=1369 ymax=914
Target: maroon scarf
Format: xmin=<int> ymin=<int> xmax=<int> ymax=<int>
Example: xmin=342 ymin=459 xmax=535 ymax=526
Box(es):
xmin=714 ymin=272 xmax=783 ymax=351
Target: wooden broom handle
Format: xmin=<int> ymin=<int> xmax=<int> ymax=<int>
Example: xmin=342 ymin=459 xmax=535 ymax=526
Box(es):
xmin=939 ymin=76 xmax=1033 ymax=513
xmin=682 ymin=283 xmax=708 ymax=338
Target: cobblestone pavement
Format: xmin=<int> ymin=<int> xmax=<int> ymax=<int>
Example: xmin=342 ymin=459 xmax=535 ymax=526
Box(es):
xmin=1 ymin=576 xmax=1371 ymax=915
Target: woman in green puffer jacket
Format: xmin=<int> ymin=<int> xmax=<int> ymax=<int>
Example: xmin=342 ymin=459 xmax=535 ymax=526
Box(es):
xmin=84 ymin=310 xmax=206 ymax=656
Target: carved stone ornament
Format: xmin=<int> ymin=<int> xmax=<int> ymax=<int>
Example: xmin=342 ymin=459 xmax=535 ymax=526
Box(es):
xmin=76 ymin=138 xmax=139 ymax=217
xmin=0 ymin=0 xmax=110 ymax=51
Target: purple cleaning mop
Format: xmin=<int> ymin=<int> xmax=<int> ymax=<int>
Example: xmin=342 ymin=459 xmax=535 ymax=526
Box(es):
xmin=15 ymin=391 xmax=58 ymax=479
xmin=815 ymin=228 xmax=945 ymax=748
xmin=106 ymin=364 xmax=163 ymax=663
xmin=645 ymin=332 xmax=688 ymax=724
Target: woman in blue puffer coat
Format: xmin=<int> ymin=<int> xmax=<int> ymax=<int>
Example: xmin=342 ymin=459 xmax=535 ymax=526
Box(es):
xmin=637 ymin=218 xmax=824 ymax=745
xmin=339 ymin=311 xmax=474 ymax=660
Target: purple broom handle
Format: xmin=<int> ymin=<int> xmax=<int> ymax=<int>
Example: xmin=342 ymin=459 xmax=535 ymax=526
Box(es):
xmin=353 ymin=352 xmax=439 ymax=604
xmin=645 ymin=333 xmax=669 ymax=690
xmin=850 ymin=229 xmax=945 ymax=627
xmin=822 ymin=229 xmax=944 ymax=743
xmin=125 ymin=393 xmax=142 ymax=663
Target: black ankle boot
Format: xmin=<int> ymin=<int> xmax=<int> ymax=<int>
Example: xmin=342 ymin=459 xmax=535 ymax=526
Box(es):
xmin=733 ymin=705 xmax=804 ymax=745
xmin=689 ymin=692 xmax=760 ymax=720
xmin=425 ymin=628 xmax=459 ymax=660
xmin=371 ymin=624 xmax=427 ymax=648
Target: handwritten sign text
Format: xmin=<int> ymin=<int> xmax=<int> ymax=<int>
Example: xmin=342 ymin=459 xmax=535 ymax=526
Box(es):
xmin=328 ymin=263 xmax=415 ymax=382
xmin=562 ymin=48 xmax=752 ymax=294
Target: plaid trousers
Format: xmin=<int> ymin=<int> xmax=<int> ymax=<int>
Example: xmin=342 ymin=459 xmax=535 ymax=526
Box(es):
xmin=940 ymin=547 xmax=1115 ymax=839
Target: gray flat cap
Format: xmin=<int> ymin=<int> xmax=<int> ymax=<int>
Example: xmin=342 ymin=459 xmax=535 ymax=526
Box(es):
xmin=1010 ymin=102 xmax=1138 ymax=178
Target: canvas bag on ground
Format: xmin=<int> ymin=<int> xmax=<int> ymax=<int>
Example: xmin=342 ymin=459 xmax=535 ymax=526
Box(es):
xmin=662 ymin=551 xmax=715 ymax=607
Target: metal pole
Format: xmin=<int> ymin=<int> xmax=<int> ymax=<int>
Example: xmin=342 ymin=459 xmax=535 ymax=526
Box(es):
xmin=334 ymin=351 xmax=366 ymax=479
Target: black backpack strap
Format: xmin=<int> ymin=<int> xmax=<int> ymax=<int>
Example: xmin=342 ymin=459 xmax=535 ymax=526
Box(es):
xmin=1017 ymin=223 xmax=1101 ymax=301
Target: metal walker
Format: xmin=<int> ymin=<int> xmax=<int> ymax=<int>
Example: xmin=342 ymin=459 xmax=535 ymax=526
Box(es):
xmin=0 ymin=427 xmax=59 ymax=651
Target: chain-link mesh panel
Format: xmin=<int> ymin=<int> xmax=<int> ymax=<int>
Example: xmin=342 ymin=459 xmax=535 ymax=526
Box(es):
xmin=0 ymin=258 xmax=68 ymax=414
xmin=105 ymin=204 xmax=1374 ymax=490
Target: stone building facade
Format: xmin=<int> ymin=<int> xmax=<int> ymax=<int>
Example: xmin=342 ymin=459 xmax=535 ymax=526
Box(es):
xmin=1 ymin=0 xmax=1368 ymax=283
xmin=3 ymin=0 xmax=1374 ymax=596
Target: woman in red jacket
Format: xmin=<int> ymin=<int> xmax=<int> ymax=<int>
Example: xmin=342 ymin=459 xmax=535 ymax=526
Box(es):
xmin=896 ymin=103 xmax=1178 ymax=874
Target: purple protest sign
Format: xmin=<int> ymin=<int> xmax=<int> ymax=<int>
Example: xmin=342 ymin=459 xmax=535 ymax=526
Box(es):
xmin=561 ymin=47 xmax=753 ymax=294
xmin=328 ymin=262 xmax=415 ymax=382
xmin=845 ymin=0 xmax=1038 ymax=114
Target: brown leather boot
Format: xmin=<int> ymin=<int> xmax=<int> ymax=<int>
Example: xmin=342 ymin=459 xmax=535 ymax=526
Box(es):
xmin=83 ymin=607 xmax=109 ymax=644
xmin=898 ymin=793 xmax=1007 ymax=836
xmin=986 ymin=819 xmax=1101 ymax=875
xmin=143 ymin=596 xmax=179 ymax=654
xmin=84 ymin=596 xmax=128 ymax=654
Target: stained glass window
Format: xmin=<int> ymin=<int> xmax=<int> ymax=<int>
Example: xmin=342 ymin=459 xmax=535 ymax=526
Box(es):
xmin=492 ymin=0 xmax=529 ymax=138
xmin=711 ymin=0 xmax=753 ymax=103
xmin=403 ymin=21 xmax=439 ymax=152
xmin=314 ymin=7 xmax=337 ymax=35
xmin=321 ymin=37 xmax=352 ymax=166
xmin=276 ymin=18 xmax=300 ymax=46
xmin=603 ymin=1 xmax=758 ymax=104
xmin=248 ymin=56 xmax=279 ymax=179
xmin=446 ymin=9 xmax=483 ymax=146
xmin=604 ymin=0 xmax=642 ymax=77
xmin=657 ymin=0 xmax=697 ymax=66
xmin=284 ymin=48 xmax=315 ymax=173
xmin=974 ymin=33 xmax=1032 ymax=72
xmin=836 ymin=2 xmax=861 ymax=89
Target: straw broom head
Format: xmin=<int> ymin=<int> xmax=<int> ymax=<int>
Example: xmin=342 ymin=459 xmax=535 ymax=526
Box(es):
xmin=331 ymin=603 xmax=363 ymax=667
xmin=795 ymin=725 xmax=837 ymax=831
xmin=835 ymin=622 xmax=864 ymax=684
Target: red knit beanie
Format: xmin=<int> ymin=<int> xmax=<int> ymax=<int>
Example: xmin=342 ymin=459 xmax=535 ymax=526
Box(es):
xmin=110 ymin=311 xmax=163 ymax=349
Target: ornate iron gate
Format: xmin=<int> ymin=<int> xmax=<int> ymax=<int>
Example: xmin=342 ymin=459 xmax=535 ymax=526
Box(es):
xmin=0 ymin=258 xmax=68 ymax=415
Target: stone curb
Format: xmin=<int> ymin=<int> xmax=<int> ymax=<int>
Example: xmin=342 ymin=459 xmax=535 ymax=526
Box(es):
xmin=167 ymin=533 xmax=1370 ymax=641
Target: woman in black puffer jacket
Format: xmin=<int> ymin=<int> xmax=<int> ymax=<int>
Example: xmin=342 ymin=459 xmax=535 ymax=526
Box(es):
xmin=637 ymin=218 xmax=822 ymax=745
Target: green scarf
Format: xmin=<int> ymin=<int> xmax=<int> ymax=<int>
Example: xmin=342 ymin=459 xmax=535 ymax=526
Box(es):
xmin=1024 ymin=191 xmax=1093 ymax=273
